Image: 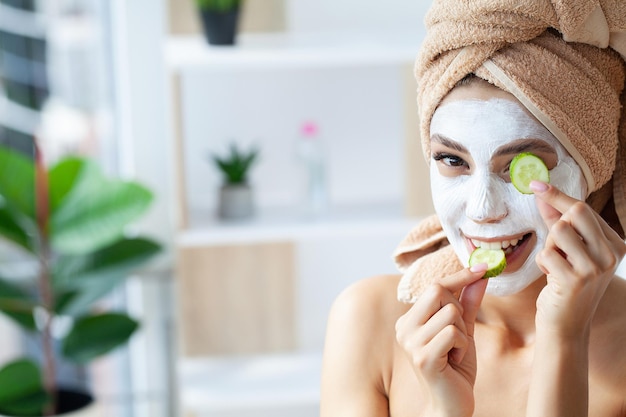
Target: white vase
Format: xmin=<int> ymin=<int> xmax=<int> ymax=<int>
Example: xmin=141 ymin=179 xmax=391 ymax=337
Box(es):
xmin=218 ymin=183 xmax=254 ymax=220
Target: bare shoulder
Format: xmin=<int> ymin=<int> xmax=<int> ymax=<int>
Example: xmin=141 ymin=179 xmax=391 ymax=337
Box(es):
xmin=329 ymin=274 xmax=410 ymax=325
xmin=325 ymin=274 xmax=412 ymax=355
xmin=320 ymin=274 xmax=410 ymax=417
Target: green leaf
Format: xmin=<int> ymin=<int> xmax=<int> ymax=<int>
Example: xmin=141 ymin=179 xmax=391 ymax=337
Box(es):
xmin=54 ymin=290 xmax=79 ymax=315
xmin=0 ymin=278 xmax=37 ymax=331
xmin=63 ymin=237 xmax=161 ymax=286
xmin=0 ymin=358 xmax=48 ymax=416
xmin=195 ymin=0 xmax=240 ymax=11
xmin=0 ymin=205 xmax=32 ymax=252
xmin=0 ymin=146 xmax=35 ymax=219
xmin=50 ymin=162 xmax=154 ymax=255
xmin=62 ymin=312 xmax=139 ymax=363
xmin=210 ymin=142 xmax=258 ymax=184
xmin=47 ymin=156 xmax=91 ymax=215
xmin=53 ymin=237 xmax=161 ymax=315
xmin=0 ymin=146 xmax=35 ymax=220
xmin=53 ymin=285 xmax=108 ymax=319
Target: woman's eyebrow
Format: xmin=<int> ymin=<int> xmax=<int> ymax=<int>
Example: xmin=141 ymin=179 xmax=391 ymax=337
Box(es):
xmin=493 ymin=139 xmax=556 ymax=157
xmin=431 ymin=134 xmax=469 ymax=153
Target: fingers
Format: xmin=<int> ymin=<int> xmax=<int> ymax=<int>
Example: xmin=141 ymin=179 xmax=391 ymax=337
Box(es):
xmin=414 ymin=302 xmax=469 ymax=369
xmin=396 ymin=266 xmax=487 ymax=370
xmin=539 ymin=218 xmax=620 ymax=282
xmin=439 ymin=263 xmax=488 ymax=294
xmin=401 ymin=283 xmax=464 ymax=327
xmin=398 ymin=266 xmax=486 ymax=330
xmin=531 ymin=181 xmax=625 ymax=273
xmin=459 ymin=278 xmax=488 ymax=336
xmin=530 ymin=180 xmax=578 ymax=229
xmin=529 ymin=180 xmax=579 ymax=214
xmin=426 ymin=324 xmax=469 ymax=370
xmin=397 ymin=297 xmax=470 ymax=373
xmin=531 ymin=180 xmax=622 ymax=246
xmin=531 ymin=182 xmax=626 ymax=338
xmin=553 ymin=214 xmax=614 ymax=270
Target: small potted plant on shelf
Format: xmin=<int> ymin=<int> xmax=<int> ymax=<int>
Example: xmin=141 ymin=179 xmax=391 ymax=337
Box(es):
xmin=0 ymin=144 xmax=161 ymax=416
xmin=210 ymin=142 xmax=259 ymax=220
xmin=194 ymin=0 xmax=243 ymax=46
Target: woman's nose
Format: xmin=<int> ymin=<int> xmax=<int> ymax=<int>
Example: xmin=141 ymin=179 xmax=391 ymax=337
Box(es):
xmin=465 ymin=173 xmax=508 ymax=223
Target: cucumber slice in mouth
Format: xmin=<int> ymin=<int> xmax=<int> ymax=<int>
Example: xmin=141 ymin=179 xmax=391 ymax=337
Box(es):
xmin=469 ymin=247 xmax=507 ymax=278
xmin=510 ymin=152 xmax=549 ymax=194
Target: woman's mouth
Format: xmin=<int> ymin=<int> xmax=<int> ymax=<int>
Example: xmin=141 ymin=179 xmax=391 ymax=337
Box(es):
xmin=468 ymin=233 xmax=532 ymax=255
xmin=466 ymin=232 xmax=534 ymax=272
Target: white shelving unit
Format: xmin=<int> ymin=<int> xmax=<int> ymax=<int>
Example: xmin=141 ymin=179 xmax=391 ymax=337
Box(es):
xmin=166 ymin=31 xmax=426 ymax=231
xmin=166 ymin=32 xmax=421 ymax=71
xmin=180 ymin=201 xmax=414 ymax=246
xmin=165 ymin=31 xmax=429 ymax=417
xmin=179 ymin=352 xmax=322 ymax=417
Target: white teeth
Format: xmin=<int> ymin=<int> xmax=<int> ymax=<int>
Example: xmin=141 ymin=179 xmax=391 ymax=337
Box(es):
xmin=485 ymin=241 xmax=501 ymax=250
xmin=471 ymin=237 xmax=524 ymax=250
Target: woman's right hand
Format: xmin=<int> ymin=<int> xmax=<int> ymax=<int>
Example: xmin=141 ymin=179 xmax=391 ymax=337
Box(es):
xmin=395 ymin=265 xmax=488 ymax=417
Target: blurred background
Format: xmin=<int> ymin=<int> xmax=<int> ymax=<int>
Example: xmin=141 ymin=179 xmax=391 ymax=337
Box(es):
xmin=0 ymin=1 xmax=433 ymax=416
xmin=1 ymin=1 xmax=624 ymax=417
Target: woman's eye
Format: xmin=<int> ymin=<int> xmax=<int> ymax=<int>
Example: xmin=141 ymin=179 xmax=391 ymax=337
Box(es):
xmin=433 ymin=153 xmax=467 ymax=168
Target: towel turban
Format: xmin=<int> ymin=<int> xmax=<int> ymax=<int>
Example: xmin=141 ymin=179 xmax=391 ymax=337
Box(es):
xmin=418 ymin=0 xmax=626 ymax=234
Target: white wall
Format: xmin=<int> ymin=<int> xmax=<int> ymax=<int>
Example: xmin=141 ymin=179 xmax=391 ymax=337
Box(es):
xmin=181 ymin=64 xmax=405 ymax=214
xmin=295 ymin=222 xmax=414 ymax=351
xmin=287 ymin=0 xmax=430 ymax=36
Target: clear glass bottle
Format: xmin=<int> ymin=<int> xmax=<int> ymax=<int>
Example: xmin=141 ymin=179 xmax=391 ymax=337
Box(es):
xmin=296 ymin=121 xmax=328 ymax=218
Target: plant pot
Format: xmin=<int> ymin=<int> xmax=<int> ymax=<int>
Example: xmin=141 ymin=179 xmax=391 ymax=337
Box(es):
xmin=0 ymin=388 xmax=100 ymax=417
xmin=218 ymin=183 xmax=254 ymax=220
xmin=199 ymin=8 xmax=240 ymax=46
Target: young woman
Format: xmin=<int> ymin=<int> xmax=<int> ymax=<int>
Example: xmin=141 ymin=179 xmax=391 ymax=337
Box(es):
xmin=320 ymin=2 xmax=626 ymax=416
xmin=320 ymin=76 xmax=626 ymax=416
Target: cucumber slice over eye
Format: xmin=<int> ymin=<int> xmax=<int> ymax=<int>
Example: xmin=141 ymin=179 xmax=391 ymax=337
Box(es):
xmin=469 ymin=247 xmax=507 ymax=278
xmin=510 ymin=152 xmax=550 ymax=194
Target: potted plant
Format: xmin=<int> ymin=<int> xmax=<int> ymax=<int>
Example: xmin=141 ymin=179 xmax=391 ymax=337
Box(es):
xmin=210 ymin=142 xmax=258 ymax=220
xmin=194 ymin=0 xmax=243 ymax=46
xmin=0 ymin=144 xmax=161 ymax=416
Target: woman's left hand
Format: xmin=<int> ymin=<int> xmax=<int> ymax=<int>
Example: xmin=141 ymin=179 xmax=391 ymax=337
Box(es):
xmin=530 ymin=180 xmax=626 ymax=338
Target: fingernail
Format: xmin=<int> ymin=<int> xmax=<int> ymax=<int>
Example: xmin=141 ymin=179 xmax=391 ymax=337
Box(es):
xmin=529 ymin=180 xmax=549 ymax=192
xmin=470 ymin=263 xmax=488 ymax=273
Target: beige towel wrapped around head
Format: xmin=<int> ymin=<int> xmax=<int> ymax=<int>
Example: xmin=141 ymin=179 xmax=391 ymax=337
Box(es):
xmin=394 ymin=0 xmax=626 ymax=303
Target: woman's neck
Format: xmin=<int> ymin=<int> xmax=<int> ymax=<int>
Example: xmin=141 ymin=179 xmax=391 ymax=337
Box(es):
xmin=477 ymin=276 xmax=547 ymax=346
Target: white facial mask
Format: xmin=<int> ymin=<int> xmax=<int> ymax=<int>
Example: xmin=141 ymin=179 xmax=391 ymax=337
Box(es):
xmin=429 ymin=98 xmax=586 ymax=296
